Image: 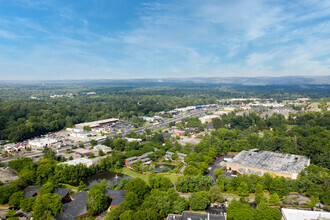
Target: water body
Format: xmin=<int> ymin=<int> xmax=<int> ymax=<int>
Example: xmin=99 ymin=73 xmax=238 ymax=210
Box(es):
xmin=83 ymin=171 xmax=132 ymax=189
xmin=154 ymin=164 xmax=175 ymax=173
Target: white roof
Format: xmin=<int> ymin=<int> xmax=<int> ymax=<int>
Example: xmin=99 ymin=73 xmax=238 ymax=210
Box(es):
xmin=60 ymin=158 xmax=92 ymax=166
xmin=282 ymin=208 xmax=330 ymax=220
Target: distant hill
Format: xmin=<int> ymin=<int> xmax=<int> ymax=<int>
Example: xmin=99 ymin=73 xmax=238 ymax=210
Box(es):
xmin=0 ymin=75 xmax=329 ymax=86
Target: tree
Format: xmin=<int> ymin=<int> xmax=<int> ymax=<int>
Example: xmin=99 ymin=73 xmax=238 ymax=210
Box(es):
xmin=122 ymin=192 xmax=140 ymax=210
xmin=209 ymin=185 xmax=224 ymax=203
xmin=39 ymin=182 xmax=55 ymax=194
xmin=255 ymin=183 xmax=264 ymax=205
xmin=90 ymin=139 xmax=98 ymax=146
xmin=134 ymin=208 xmax=159 ymax=220
xmin=99 ymin=150 xmax=105 ymax=156
xmin=33 ymin=193 xmax=63 ymax=220
xmin=126 ymin=178 xmax=150 ymax=200
xmin=227 ymin=199 xmax=255 ymax=220
xmin=255 ymin=201 xmax=281 ymax=220
xmin=83 ymin=126 xmax=92 ymax=131
xmin=87 ymin=184 xmax=110 ymax=215
xmin=78 ymin=181 xmax=87 ymax=191
xmin=42 ymin=147 xmax=56 ymax=160
xmin=20 ymin=197 xmax=35 ymax=211
xmin=9 ymin=191 xmax=25 ymax=207
xmin=269 ymin=193 xmax=281 ymax=206
xmin=237 ymin=182 xmax=249 ymax=197
xmin=149 ymin=174 xmax=172 ymax=191
xmin=171 ymin=153 xmax=178 ymax=160
xmin=189 ymin=191 xmax=210 ymax=210
xmin=214 ymin=168 xmax=224 ymax=176
xmin=307 ymin=195 xmax=319 ymax=208
xmin=89 ymin=153 xmax=95 ymax=158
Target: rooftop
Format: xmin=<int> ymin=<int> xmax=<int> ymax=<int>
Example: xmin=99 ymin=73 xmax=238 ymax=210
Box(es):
xmin=167 ymin=212 xmax=225 ymax=220
xmin=60 ymin=158 xmax=92 ymax=166
xmin=105 ymin=190 xmax=127 ymax=206
xmin=281 ymin=208 xmax=330 ymax=220
xmin=227 ymin=149 xmax=309 ymax=175
xmin=56 ymin=191 xmax=88 ymax=220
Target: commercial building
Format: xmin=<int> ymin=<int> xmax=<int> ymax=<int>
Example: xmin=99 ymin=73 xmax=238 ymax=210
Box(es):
xmin=75 ymin=118 xmax=119 ymax=129
xmin=167 ymin=212 xmax=225 ymax=220
xmin=281 ymin=208 xmax=330 ymax=220
xmin=199 ymin=115 xmax=219 ymax=123
xmin=28 ymin=138 xmax=58 ymax=149
xmin=60 ymin=158 xmax=93 ymax=167
xmin=125 ymin=138 xmax=143 ymax=143
xmin=94 ymin=144 xmax=112 ymax=153
xmin=224 ymin=149 xmax=310 ymax=179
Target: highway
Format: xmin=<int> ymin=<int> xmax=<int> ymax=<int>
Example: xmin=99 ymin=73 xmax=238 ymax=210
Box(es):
xmin=0 ymin=106 xmax=220 ymax=164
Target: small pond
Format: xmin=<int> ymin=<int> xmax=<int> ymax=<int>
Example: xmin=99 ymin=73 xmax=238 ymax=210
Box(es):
xmin=154 ymin=164 xmax=175 ymax=173
xmin=83 ymin=171 xmax=132 ymax=189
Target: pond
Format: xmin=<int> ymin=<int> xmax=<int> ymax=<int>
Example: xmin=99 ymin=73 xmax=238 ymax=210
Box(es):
xmin=83 ymin=171 xmax=132 ymax=189
xmin=154 ymin=164 xmax=175 ymax=173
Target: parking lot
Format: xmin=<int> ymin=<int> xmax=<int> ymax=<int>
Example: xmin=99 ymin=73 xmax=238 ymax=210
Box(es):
xmin=206 ymin=155 xmax=236 ymax=180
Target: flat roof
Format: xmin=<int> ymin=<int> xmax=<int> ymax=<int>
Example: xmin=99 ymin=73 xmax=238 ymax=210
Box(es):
xmin=227 ymin=149 xmax=309 ymax=175
xmin=60 ymin=158 xmax=92 ymax=166
xmin=73 ymin=149 xmax=92 ymax=154
xmin=281 ymin=208 xmax=330 ymax=220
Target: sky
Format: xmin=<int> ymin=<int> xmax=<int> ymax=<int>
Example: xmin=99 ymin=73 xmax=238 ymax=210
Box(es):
xmin=0 ymin=0 xmax=329 ymax=80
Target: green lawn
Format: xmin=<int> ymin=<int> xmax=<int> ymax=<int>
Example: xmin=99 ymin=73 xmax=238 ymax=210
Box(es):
xmin=122 ymin=167 xmax=182 ymax=185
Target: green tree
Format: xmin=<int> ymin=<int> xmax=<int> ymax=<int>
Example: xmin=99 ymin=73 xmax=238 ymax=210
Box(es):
xmin=255 ymin=183 xmax=264 ymax=205
xmin=227 ymin=199 xmax=255 ymax=220
xmin=90 ymin=139 xmax=98 ymax=146
xmin=99 ymin=150 xmax=105 ymax=156
xmin=42 ymin=147 xmax=56 ymax=160
xmin=87 ymin=184 xmax=110 ymax=216
xmin=189 ymin=191 xmax=210 ymax=210
xmin=20 ymin=197 xmax=35 ymax=211
xmin=238 ymin=182 xmax=250 ymax=197
xmin=78 ymin=181 xmax=87 ymax=191
xmin=126 ymin=178 xmax=150 ymax=200
xmin=149 ymin=174 xmax=172 ymax=191
xmin=33 ymin=193 xmax=63 ymax=220
xmin=83 ymin=126 xmax=92 ymax=131
xmin=39 ymin=182 xmax=55 ymax=194
xmin=269 ymin=193 xmax=281 ymax=206
xmin=171 ymin=153 xmax=179 ymax=160
xmin=209 ymin=185 xmax=225 ymax=203
xmin=89 ymin=153 xmax=95 ymax=158
xmin=9 ymin=191 xmax=25 ymax=207
xmin=122 ymin=192 xmax=140 ymax=211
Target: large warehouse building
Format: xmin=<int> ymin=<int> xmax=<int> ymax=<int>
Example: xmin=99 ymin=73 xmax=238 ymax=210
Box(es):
xmin=75 ymin=118 xmax=119 ymax=129
xmin=224 ymin=149 xmax=310 ymax=179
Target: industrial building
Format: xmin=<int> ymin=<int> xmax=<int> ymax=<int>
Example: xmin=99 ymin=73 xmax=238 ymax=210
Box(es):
xmin=224 ymin=149 xmax=310 ymax=179
xmin=75 ymin=118 xmax=119 ymax=129
xmin=281 ymin=208 xmax=330 ymax=220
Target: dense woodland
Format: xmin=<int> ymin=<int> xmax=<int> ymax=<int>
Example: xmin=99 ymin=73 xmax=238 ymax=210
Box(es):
xmin=0 ymin=84 xmax=329 ymax=142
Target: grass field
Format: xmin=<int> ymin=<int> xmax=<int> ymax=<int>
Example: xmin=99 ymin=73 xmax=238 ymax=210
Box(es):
xmin=122 ymin=167 xmax=182 ymax=185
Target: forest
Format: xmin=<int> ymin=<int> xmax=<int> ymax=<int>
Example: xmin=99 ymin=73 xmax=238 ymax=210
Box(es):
xmin=1 ymin=83 xmax=329 ymax=142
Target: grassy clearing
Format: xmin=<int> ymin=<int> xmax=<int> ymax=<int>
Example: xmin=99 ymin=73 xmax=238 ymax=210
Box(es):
xmin=60 ymin=183 xmax=79 ymax=190
xmin=122 ymin=167 xmax=182 ymax=185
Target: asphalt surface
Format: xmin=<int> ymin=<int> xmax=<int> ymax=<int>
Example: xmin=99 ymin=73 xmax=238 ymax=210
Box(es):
xmin=206 ymin=155 xmax=236 ymax=180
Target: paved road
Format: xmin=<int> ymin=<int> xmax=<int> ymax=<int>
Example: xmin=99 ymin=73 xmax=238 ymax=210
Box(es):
xmin=1 ymin=106 xmax=221 ymax=164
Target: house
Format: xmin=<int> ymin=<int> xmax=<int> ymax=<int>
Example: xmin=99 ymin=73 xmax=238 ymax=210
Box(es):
xmin=56 ymin=191 xmax=88 ymax=220
xmin=124 ymin=156 xmax=138 ymax=167
xmin=24 ymin=186 xmax=70 ymax=203
xmin=105 ymin=190 xmax=127 ymax=210
xmin=224 ymin=149 xmax=310 ymax=179
xmin=167 ymin=211 xmax=225 ymax=220
xmin=59 ymin=158 xmax=93 ymax=167
xmin=94 ymin=144 xmax=112 ymax=153
xmin=281 ymin=208 xmax=330 ymax=220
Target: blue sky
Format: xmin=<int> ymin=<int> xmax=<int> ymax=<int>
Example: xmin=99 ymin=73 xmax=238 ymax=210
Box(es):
xmin=0 ymin=0 xmax=329 ymax=80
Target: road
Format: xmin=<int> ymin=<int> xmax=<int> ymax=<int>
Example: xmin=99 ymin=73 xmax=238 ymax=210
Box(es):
xmin=0 ymin=106 xmax=221 ymax=164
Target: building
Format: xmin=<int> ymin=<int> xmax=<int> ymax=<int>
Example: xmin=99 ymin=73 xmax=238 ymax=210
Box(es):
xmin=125 ymin=138 xmax=143 ymax=143
xmin=281 ymin=208 xmax=330 ymax=220
xmin=224 ymin=149 xmax=310 ymax=179
xmin=167 ymin=212 xmax=225 ymax=220
xmin=70 ymin=131 xmax=97 ymax=138
xmin=199 ymin=115 xmax=219 ymax=123
xmin=56 ymin=191 xmax=88 ymax=220
xmin=75 ymin=118 xmax=119 ymax=129
xmin=124 ymin=152 xmax=154 ymax=167
xmin=73 ymin=149 xmax=92 ymax=156
xmin=162 ymin=133 xmax=172 ymax=139
xmin=139 ymin=152 xmax=153 ymax=165
xmin=24 ymin=186 xmax=70 ymax=203
xmin=66 ymin=127 xmax=83 ymax=133
xmin=105 ymin=190 xmax=127 ymax=210
xmin=28 ymin=138 xmax=58 ymax=149
xmin=124 ymin=156 xmax=138 ymax=167
xmin=94 ymin=144 xmax=112 ymax=153
xmin=60 ymin=158 xmax=93 ymax=167
xmin=165 ymin=151 xmax=187 ymax=161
